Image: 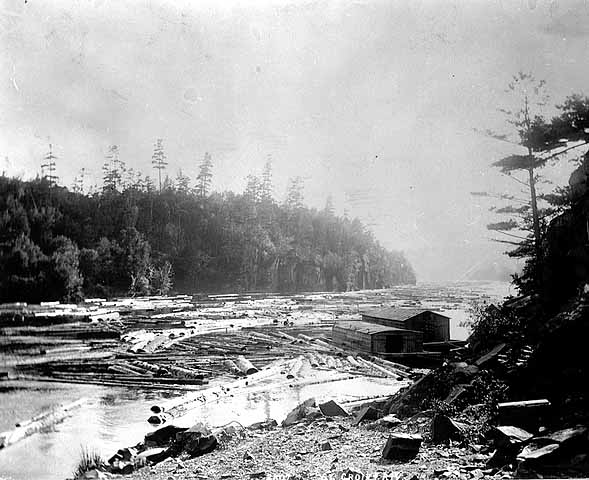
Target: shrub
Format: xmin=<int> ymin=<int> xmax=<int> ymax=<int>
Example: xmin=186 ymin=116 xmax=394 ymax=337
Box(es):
xmin=73 ymin=446 xmax=105 ymax=478
xmin=464 ymin=303 xmax=527 ymax=355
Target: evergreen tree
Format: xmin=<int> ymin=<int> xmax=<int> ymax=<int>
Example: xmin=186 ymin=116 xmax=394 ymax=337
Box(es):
xmin=285 ymin=176 xmax=304 ymax=210
xmin=103 ymin=145 xmax=122 ymax=192
xmin=261 ymin=157 xmax=273 ymax=202
xmin=196 ymin=152 xmax=213 ymax=197
xmin=324 ymin=195 xmax=335 ymax=216
xmin=151 ymin=139 xmax=167 ymax=192
xmin=176 ymin=169 xmax=191 ymax=193
xmin=474 ymin=73 xmax=565 ymax=293
xmin=41 ymin=143 xmax=58 ymax=187
xmin=245 ymin=175 xmax=262 ymax=202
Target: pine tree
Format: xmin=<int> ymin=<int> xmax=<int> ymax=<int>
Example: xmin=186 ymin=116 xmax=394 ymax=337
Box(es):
xmin=103 ymin=145 xmax=121 ymax=192
xmin=474 ymin=73 xmax=569 ymax=293
xmin=41 ymin=143 xmax=58 ymax=187
xmin=261 ymin=156 xmax=273 ymax=202
xmin=176 ymin=169 xmax=191 ymax=193
xmin=324 ymin=195 xmax=335 ymax=216
xmin=72 ymin=168 xmax=86 ymax=194
xmin=151 ymin=139 xmax=168 ymax=192
xmin=285 ymin=176 xmax=304 ymax=210
xmin=196 ymin=152 xmax=213 ymax=197
xmin=245 ymin=174 xmax=262 ymax=202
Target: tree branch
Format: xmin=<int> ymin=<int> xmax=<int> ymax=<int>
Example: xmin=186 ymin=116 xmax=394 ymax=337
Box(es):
xmin=539 ymin=140 xmax=589 ymax=162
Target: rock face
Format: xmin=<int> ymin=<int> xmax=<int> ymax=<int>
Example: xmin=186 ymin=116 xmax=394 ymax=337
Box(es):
xmin=381 ymin=433 xmax=422 ymax=461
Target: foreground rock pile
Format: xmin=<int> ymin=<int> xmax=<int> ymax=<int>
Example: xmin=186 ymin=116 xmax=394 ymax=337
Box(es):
xmin=73 ymin=391 xmax=589 ymax=480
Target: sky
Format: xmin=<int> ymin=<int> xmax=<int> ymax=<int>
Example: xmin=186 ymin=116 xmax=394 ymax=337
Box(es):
xmin=1 ymin=0 xmax=589 ymax=281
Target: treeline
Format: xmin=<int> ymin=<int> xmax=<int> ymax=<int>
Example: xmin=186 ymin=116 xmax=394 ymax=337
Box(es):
xmin=0 ymin=171 xmax=415 ymax=302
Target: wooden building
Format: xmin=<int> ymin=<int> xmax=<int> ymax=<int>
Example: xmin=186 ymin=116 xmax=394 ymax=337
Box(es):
xmin=360 ymin=308 xmax=450 ymax=342
xmin=332 ymin=320 xmax=423 ymax=354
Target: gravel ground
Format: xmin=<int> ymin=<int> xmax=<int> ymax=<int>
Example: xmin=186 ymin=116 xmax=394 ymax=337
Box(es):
xmin=125 ymin=416 xmax=508 ymax=480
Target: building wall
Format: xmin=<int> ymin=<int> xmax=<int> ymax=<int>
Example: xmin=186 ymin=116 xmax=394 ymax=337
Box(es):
xmin=333 ymin=325 xmax=423 ymax=353
xmin=372 ymin=331 xmax=423 ymax=353
xmin=362 ymin=312 xmax=450 ymax=342
xmin=332 ymin=326 xmax=372 ymax=352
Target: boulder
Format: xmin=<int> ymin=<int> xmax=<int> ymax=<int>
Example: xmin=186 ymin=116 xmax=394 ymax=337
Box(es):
xmin=108 ymin=447 xmax=137 ymax=465
xmin=497 ymin=399 xmax=551 ymax=432
xmin=147 ymin=414 xmax=166 ymax=425
xmin=111 ymin=460 xmax=134 ymax=475
xmin=353 ymin=406 xmax=381 ymax=425
xmin=176 ymin=422 xmax=212 ymax=442
xmin=381 ymin=433 xmax=422 ymax=461
xmin=486 ymin=448 xmax=520 ymax=468
xmin=318 ymin=400 xmax=348 ymax=417
xmin=282 ymin=398 xmax=316 ymax=427
xmin=516 ymin=426 xmax=589 ymax=470
xmin=431 ymin=414 xmax=465 ymax=444
xmin=451 ymin=362 xmax=480 ymax=382
xmin=144 ymin=425 xmax=188 ymax=447
xmin=79 ymin=469 xmax=110 ymax=479
xmin=379 ymin=414 xmax=402 ymax=428
xmin=536 ymin=426 xmax=588 ymax=448
xmin=492 ymin=426 xmax=533 ymax=449
xmin=248 ymin=419 xmax=278 ymax=431
xmin=136 ymin=447 xmax=168 ymax=463
xmin=517 ymin=442 xmax=560 ymax=462
xmin=320 ymin=441 xmax=332 ymax=451
xmin=182 ymin=433 xmax=218 ymax=457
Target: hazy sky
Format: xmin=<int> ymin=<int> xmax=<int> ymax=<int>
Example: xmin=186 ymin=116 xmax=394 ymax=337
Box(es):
xmin=1 ymin=0 xmax=589 ymax=281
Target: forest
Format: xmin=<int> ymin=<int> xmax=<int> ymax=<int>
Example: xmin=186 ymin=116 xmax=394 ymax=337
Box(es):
xmin=0 ymin=157 xmax=416 ymax=302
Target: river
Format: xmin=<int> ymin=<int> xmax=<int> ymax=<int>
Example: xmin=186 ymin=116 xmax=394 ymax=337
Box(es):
xmin=0 ymin=281 xmax=513 ymax=480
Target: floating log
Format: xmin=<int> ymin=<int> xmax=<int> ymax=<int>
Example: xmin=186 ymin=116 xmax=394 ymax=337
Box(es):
xmin=369 ymin=356 xmax=412 ymax=378
xmin=1 ymin=398 xmax=87 ymax=449
xmin=357 ymin=357 xmax=401 ymax=379
xmin=131 ymin=360 xmax=162 ymax=374
xmin=108 ymin=364 xmax=150 ymax=376
xmin=235 ymin=356 xmax=258 ymax=375
xmin=286 ymin=357 xmax=303 ymax=379
xmin=164 ymin=365 xmax=204 ymax=380
xmin=346 ymin=355 xmax=362 ymax=368
xmin=223 ymin=359 xmax=240 ymax=374
xmin=275 ymin=331 xmax=298 ymax=343
xmin=41 ymin=372 xmax=207 ymax=385
xmin=306 ymin=353 xmax=319 ymax=367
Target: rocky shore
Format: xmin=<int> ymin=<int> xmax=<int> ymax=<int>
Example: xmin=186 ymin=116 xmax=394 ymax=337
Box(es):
xmin=77 ymin=360 xmax=589 ymax=480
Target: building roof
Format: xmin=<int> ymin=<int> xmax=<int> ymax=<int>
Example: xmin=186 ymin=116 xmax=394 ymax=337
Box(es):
xmin=360 ymin=307 xmax=450 ymax=322
xmin=333 ymin=320 xmax=422 ymax=335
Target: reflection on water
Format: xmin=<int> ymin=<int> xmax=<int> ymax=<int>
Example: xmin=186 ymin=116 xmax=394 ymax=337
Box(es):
xmin=0 ymin=382 xmax=168 ymax=480
xmin=0 ymin=376 xmax=401 ymax=480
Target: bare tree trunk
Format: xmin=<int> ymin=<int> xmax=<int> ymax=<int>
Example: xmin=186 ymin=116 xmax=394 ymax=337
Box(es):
xmin=528 ymin=149 xmax=543 ymax=288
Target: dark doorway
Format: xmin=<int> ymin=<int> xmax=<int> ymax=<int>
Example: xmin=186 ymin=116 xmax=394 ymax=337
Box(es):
xmin=385 ymin=335 xmax=403 ymax=352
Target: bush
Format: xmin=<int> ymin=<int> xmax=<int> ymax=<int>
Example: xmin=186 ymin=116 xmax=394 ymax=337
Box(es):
xmin=73 ymin=446 xmax=105 ymax=478
xmin=149 ymin=261 xmax=174 ymax=295
xmin=464 ymin=303 xmax=527 ymax=355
